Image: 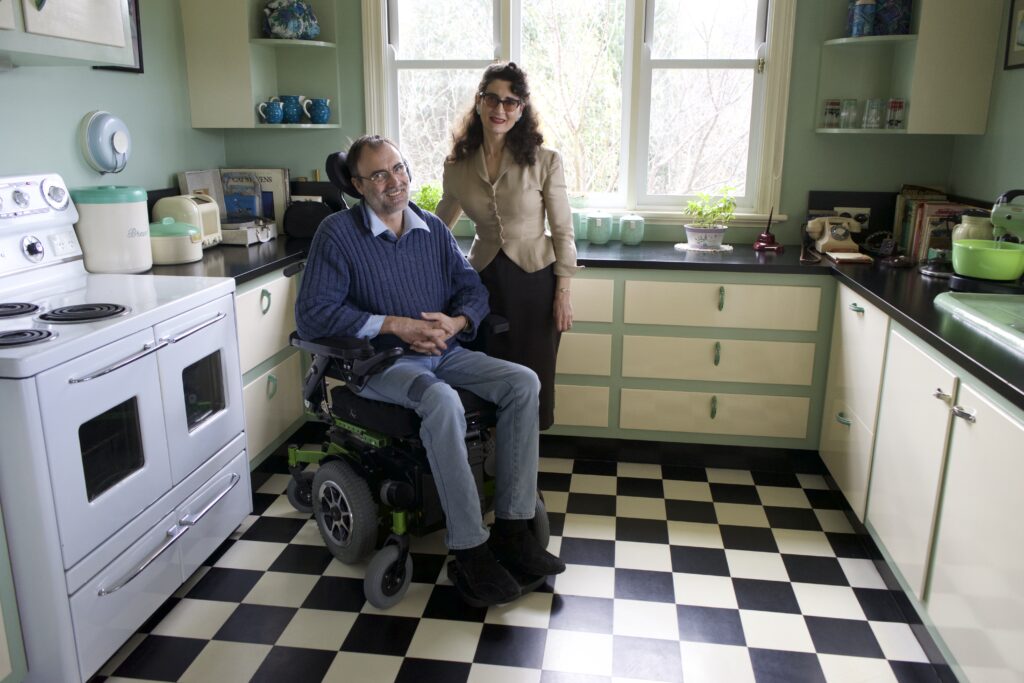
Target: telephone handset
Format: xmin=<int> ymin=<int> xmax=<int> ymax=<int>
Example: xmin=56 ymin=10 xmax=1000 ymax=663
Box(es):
xmin=805 ymin=216 xmax=861 ymax=253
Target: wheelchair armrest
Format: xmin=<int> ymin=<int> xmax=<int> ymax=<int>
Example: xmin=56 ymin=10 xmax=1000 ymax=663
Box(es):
xmin=481 ymin=313 xmax=509 ymax=335
xmin=290 ymin=332 xmax=403 ymax=392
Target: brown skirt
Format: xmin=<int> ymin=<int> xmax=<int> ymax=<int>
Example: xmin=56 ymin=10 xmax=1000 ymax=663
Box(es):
xmin=478 ymin=250 xmax=560 ymax=430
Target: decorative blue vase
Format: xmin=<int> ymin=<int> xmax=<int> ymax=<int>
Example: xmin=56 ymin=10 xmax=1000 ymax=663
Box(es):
xmin=303 ymin=98 xmax=331 ymax=124
xmin=279 ymin=95 xmax=304 ymax=124
xmin=873 ymin=0 xmax=911 ymax=35
xmin=262 ymin=0 xmax=320 ymax=40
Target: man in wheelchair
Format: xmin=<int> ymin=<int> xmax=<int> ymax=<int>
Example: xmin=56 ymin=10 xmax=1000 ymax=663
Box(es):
xmin=295 ymin=135 xmax=565 ymax=606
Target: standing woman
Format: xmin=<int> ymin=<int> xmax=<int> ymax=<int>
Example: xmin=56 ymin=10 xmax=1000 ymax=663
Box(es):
xmin=436 ymin=62 xmax=578 ymax=431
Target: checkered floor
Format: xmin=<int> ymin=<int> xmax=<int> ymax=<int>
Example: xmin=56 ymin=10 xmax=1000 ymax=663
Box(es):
xmin=88 ymin=451 xmax=952 ymax=683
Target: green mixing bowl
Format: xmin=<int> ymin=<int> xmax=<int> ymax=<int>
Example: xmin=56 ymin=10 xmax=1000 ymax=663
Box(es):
xmin=951 ymin=239 xmax=1024 ymax=281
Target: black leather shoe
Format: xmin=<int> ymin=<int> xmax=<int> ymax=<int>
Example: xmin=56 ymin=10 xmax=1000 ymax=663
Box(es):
xmin=490 ymin=527 xmax=567 ymax=576
xmin=452 ymin=544 xmax=521 ymax=605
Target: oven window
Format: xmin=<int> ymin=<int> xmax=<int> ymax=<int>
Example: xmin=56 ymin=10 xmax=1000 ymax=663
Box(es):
xmin=79 ymin=398 xmax=144 ymax=501
xmin=182 ymin=351 xmax=225 ymax=431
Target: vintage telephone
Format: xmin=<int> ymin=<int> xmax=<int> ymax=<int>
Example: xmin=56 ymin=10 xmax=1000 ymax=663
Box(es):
xmin=806 ymin=216 xmax=861 ymax=253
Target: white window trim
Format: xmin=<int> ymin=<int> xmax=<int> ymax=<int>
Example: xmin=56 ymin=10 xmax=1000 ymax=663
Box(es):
xmin=361 ymin=0 xmax=795 ymax=224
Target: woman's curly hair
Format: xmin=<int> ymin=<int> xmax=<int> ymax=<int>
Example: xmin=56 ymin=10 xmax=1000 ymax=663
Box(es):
xmin=448 ymin=62 xmax=544 ymax=167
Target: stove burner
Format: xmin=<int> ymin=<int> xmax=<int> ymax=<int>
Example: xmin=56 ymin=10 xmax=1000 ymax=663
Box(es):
xmin=0 ymin=303 xmax=40 ymax=319
xmin=38 ymin=303 xmax=129 ymax=324
xmin=0 ymin=329 xmax=54 ymax=347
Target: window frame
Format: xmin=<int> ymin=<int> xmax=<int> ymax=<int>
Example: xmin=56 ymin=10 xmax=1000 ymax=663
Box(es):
xmin=361 ymin=0 xmax=795 ymax=224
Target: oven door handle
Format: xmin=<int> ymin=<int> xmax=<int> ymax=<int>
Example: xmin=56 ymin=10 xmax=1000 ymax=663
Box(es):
xmin=161 ymin=311 xmax=227 ymax=344
xmin=97 ymin=523 xmax=189 ymax=596
xmin=178 ymin=472 xmax=241 ymax=527
xmin=69 ymin=339 xmax=169 ymax=384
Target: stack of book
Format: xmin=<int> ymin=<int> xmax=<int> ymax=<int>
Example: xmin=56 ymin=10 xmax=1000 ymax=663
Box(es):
xmin=177 ymin=167 xmax=291 ymax=234
xmin=893 ymin=185 xmax=970 ymax=263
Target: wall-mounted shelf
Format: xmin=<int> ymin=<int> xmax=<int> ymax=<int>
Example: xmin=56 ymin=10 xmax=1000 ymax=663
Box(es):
xmin=256 ymin=123 xmax=339 ymax=129
xmin=815 ymin=128 xmax=906 ymax=134
xmin=823 ymin=34 xmax=916 ymax=48
xmin=249 ymin=38 xmax=336 ymax=49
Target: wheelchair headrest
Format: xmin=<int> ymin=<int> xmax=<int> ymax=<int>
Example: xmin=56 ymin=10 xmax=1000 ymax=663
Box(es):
xmin=326 ymin=151 xmax=363 ymax=200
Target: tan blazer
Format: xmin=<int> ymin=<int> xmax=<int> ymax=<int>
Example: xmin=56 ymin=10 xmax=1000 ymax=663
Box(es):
xmin=436 ymin=146 xmax=579 ymax=278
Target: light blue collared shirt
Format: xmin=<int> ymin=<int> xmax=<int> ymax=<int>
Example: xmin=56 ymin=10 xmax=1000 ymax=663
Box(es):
xmin=354 ymin=203 xmax=431 ymax=339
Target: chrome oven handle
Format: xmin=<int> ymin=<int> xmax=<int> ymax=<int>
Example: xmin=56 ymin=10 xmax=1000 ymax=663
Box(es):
xmin=69 ymin=339 xmax=169 ymax=384
xmin=98 ymin=524 xmax=189 ymax=596
xmin=162 ymin=312 xmax=227 ymax=344
xmin=178 ymin=472 xmax=240 ymax=527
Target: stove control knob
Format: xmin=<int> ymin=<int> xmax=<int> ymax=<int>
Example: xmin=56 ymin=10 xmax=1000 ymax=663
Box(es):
xmin=12 ymin=189 xmax=30 ymax=208
xmin=22 ymin=236 xmax=44 ymax=262
xmin=41 ymin=177 xmax=70 ymax=210
xmin=48 ymin=186 xmax=65 ymax=203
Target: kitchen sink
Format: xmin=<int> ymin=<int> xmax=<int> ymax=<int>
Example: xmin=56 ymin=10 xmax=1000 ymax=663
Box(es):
xmin=934 ymin=292 xmax=1024 ymax=354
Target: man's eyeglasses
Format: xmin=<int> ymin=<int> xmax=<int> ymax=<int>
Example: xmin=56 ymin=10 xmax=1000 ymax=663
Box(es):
xmin=354 ymin=162 xmax=409 ymax=185
xmin=479 ymin=92 xmax=523 ymax=113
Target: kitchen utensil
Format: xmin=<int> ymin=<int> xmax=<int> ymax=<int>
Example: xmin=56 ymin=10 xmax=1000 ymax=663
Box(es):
xmin=850 ymin=0 xmax=876 ymax=36
xmin=918 ymin=248 xmax=954 ymax=278
xmin=68 ymin=185 xmax=151 ymax=273
xmin=951 ymin=239 xmax=1024 ymax=281
xmin=149 ymin=217 xmax=203 ymax=265
xmin=753 ymin=207 xmax=784 ymax=253
xmin=279 ymin=95 xmax=305 ymax=124
xmin=303 ymin=97 xmax=331 ymax=124
xmin=152 ymin=194 xmax=223 ymax=248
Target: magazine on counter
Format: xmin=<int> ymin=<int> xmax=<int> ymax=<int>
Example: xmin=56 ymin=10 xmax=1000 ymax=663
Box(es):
xmin=220 ymin=172 xmax=262 ymax=223
xmin=221 ymin=167 xmax=290 ymax=229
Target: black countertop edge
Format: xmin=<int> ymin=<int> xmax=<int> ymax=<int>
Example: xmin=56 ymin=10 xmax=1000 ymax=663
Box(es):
xmin=152 ymin=236 xmax=1023 ymax=413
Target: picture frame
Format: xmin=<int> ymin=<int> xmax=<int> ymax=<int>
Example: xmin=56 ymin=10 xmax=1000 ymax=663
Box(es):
xmin=93 ymin=0 xmax=143 ymax=74
xmin=1006 ymin=0 xmax=1024 ymax=70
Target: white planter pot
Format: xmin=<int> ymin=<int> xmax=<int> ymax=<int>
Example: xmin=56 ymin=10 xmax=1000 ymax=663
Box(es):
xmin=684 ymin=224 xmax=728 ymax=249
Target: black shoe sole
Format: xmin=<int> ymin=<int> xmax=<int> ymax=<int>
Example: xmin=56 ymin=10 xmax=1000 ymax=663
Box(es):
xmin=447 ymin=560 xmax=545 ymax=607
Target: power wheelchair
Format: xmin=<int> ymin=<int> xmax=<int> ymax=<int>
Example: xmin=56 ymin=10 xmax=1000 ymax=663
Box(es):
xmin=283 ymin=151 xmax=550 ymax=609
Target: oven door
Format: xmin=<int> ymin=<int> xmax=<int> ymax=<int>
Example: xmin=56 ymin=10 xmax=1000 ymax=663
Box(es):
xmin=37 ymin=327 xmax=173 ymax=570
xmin=155 ymin=295 xmax=244 ymax=484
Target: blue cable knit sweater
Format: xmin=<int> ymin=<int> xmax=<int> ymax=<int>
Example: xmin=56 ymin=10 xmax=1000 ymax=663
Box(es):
xmin=295 ymin=203 xmax=489 ymax=354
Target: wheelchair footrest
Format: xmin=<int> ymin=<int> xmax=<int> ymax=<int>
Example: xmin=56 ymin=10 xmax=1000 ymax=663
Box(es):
xmin=446 ymin=560 xmax=546 ymax=608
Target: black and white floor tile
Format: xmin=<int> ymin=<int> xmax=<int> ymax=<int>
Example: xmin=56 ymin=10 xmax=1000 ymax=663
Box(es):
xmin=89 ymin=452 xmax=951 ymax=683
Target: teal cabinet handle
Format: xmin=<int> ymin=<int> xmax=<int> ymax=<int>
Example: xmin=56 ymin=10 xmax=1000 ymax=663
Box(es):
xmin=710 ymin=395 xmax=718 ymax=419
xmin=713 ymin=341 xmax=721 ymax=366
xmin=260 ymin=288 xmax=272 ymax=314
xmin=266 ymin=373 xmax=278 ymax=400
xmin=848 ymin=303 xmax=865 ymax=313
xmin=718 ymin=286 xmax=725 ymax=311
xmin=835 ymin=412 xmax=852 ymax=426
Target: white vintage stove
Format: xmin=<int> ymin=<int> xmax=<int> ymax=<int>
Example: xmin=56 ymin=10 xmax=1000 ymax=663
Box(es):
xmin=0 ymin=174 xmax=252 ymax=682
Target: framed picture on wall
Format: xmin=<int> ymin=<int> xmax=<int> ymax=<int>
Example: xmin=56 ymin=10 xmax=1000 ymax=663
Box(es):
xmin=93 ymin=0 xmax=143 ymax=73
xmin=1006 ymin=0 xmax=1024 ymax=70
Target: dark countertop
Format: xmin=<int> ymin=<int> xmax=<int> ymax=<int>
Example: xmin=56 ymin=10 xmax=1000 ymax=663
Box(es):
xmin=156 ymin=236 xmax=1023 ymax=412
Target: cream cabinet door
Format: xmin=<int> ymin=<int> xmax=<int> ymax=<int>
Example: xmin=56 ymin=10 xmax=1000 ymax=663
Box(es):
xmin=866 ymin=328 xmax=956 ymax=600
xmin=242 ymin=352 xmax=304 ymax=460
xmin=622 ymin=336 xmax=815 ymax=385
xmin=620 ymin=388 xmax=809 ymax=438
xmin=829 ymin=284 xmax=890 ymax=426
xmin=571 ymin=278 xmax=614 ymax=323
xmin=818 ymin=396 xmax=874 ymax=521
xmin=624 ymin=281 xmax=820 ymax=331
xmin=554 ymin=385 xmax=610 ymax=427
xmin=926 ymin=382 xmax=1024 ymax=683
xmin=556 ymin=333 xmax=612 ymax=376
xmin=21 ymin=0 xmax=126 ymax=47
xmin=236 ymin=271 xmax=298 ymax=374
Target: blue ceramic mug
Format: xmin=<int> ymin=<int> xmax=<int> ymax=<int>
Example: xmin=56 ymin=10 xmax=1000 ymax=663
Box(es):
xmin=303 ymin=97 xmax=331 ymax=124
xmin=279 ymin=95 xmax=305 ymax=124
xmin=257 ymin=98 xmax=284 ymax=124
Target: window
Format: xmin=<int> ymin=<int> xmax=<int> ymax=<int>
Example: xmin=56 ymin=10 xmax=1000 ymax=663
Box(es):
xmin=363 ymin=0 xmax=794 ymax=219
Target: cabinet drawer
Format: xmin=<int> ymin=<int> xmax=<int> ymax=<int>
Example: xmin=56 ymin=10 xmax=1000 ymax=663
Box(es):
xmin=554 ymin=385 xmax=610 ymax=427
xmin=620 ymin=388 xmax=809 ymax=438
xmin=242 ymin=351 xmax=303 ymax=460
xmin=179 ymin=449 xmax=251 ymax=578
xmin=818 ymin=397 xmax=874 ymax=521
xmin=556 ymin=333 xmax=612 ymax=376
xmin=830 ymin=285 xmax=890 ymax=425
xmin=236 ymin=271 xmax=298 ymax=374
xmin=624 ymin=281 xmax=820 ymax=330
xmin=572 ymin=278 xmax=614 ymax=323
xmin=622 ymin=336 xmax=815 ymax=385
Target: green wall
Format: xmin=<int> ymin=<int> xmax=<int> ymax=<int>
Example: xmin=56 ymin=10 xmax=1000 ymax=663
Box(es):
xmin=0 ymin=0 xmax=224 ymax=190
xmin=948 ymin=0 xmax=1024 ymax=202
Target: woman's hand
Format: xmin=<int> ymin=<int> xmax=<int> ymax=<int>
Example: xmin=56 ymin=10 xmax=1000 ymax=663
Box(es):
xmin=554 ymin=289 xmax=573 ymax=332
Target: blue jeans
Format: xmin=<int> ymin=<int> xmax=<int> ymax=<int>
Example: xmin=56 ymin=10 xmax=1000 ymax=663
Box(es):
xmin=354 ymin=346 xmax=541 ymax=549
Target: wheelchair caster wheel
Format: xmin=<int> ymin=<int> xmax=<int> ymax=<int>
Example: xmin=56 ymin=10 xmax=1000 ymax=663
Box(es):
xmin=364 ymin=545 xmax=413 ymax=609
xmin=286 ymin=471 xmax=315 ymax=514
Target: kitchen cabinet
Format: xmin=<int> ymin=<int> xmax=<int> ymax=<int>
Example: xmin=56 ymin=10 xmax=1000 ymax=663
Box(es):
xmin=180 ymin=0 xmax=340 ymax=129
xmin=818 ymin=283 xmax=890 ymax=520
xmin=0 ymin=507 xmax=26 ymax=683
xmin=0 ymin=0 xmax=135 ymax=68
xmin=235 ymin=266 xmax=305 ymax=466
xmin=814 ymin=0 xmax=1002 ymax=135
xmin=551 ymin=269 xmax=834 ymax=448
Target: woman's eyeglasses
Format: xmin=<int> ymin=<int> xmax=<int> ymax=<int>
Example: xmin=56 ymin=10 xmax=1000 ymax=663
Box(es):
xmin=355 ymin=162 xmax=409 ymax=185
xmin=479 ymin=92 xmax=523 ymax=113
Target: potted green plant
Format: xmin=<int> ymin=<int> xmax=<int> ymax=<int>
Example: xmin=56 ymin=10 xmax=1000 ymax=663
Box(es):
xmin=684 ymin=188 xmax=736 ymax=249
xmin=412 ymin=183 xmax=442 ymax=213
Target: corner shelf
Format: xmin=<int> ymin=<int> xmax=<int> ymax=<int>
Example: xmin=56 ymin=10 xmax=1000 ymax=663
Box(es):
xmin=815 ymin=128 xmax=906 ymax=134
xmin=823 ymin=34 xmax=916 ymax=48
xmin=256 ymin=123 xmax=339 ymax=129
xmin=249 ymin=38 xmax=336 ymax=49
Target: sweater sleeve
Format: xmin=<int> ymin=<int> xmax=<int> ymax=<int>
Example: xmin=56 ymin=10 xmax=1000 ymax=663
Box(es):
xmin=543 ymin=149 xmax=580 ymax=277
xmin=294 ymin=218 xmax=372 ymax=340
xmin=435 ymin=216 xmax=489 ymax=339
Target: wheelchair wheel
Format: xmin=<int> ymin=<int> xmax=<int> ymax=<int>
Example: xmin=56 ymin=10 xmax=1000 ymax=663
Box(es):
xmin=364 ymin=544 xmax=413 ymax=609
xmin=528 ymin=494 xmax=551 ymax=549
xmin=313 ymin=459 xmax=378 ymax=564
xmin=286 ymin=471 xmax=315 ymax=514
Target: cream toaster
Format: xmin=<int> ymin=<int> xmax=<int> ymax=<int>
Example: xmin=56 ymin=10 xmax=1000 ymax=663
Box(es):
xmin=152 ymin=194 xmax=222 ymax=248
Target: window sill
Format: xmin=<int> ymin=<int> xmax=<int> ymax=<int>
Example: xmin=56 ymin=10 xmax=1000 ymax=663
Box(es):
xmin=570 ymin=209 xmax=787 ymax=228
